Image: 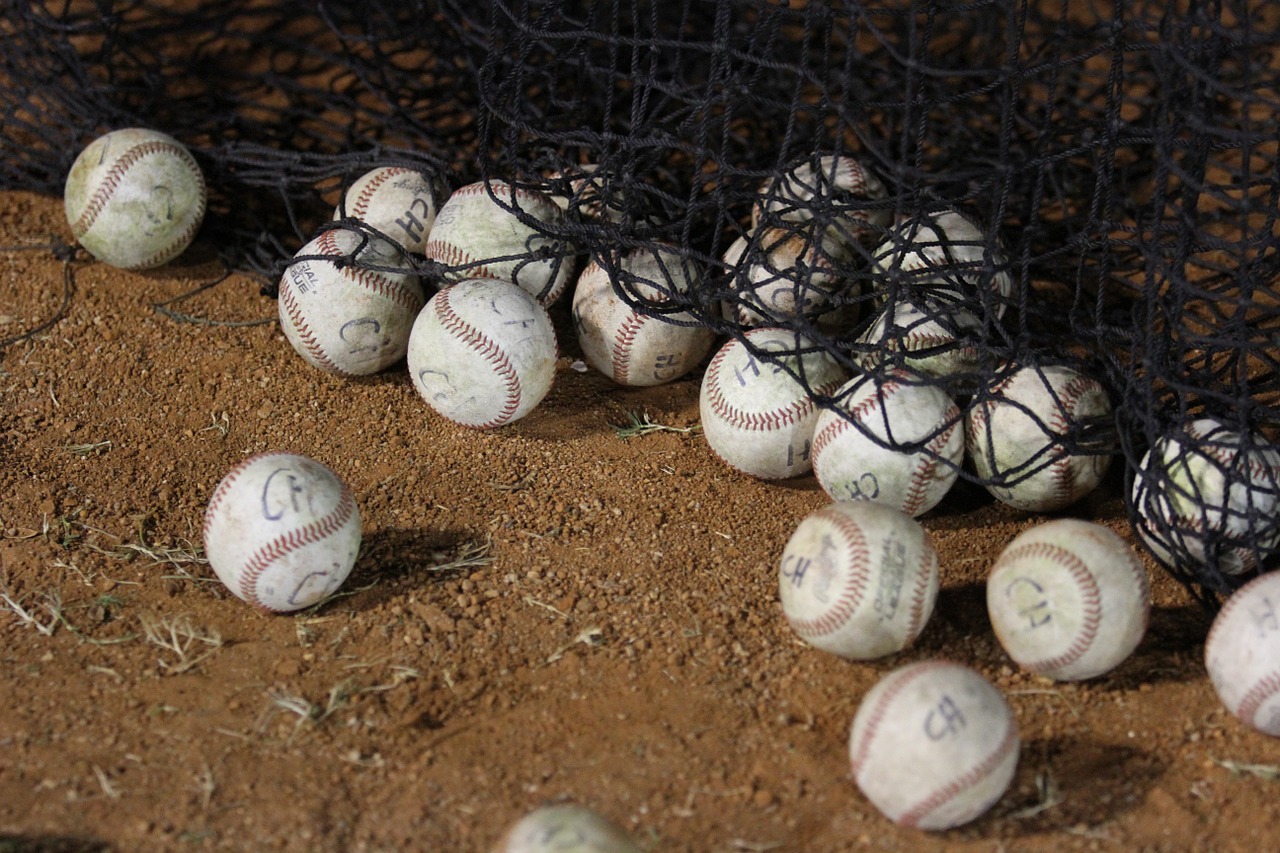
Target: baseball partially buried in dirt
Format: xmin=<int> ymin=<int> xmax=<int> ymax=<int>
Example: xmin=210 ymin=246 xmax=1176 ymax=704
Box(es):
xmin=493 ymin=804 xmax=643 ymax=853
xmin=65 ymin=127 xmax=207 ymax=269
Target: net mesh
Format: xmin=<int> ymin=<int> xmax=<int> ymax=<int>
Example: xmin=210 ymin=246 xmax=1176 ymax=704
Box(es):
xmin=2 ymin=0 xmax=1277 ymax=604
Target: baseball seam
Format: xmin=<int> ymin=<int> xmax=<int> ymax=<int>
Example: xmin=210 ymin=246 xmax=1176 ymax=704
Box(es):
xmin=350 ymin=167 xmax=409 ymax=219
xmin=455 ymin=180 xmax=562 ymax=218
xmin=1238 ymin=672 xmax=1280 ymax=729
xmin=72 ymin=139 xmax=204 ymax=238
xmin=423 ymin=237 xmax=504 ymax=281
xmin=315 ymin=230 xmax=420 ymax=313
xmin=432 ymin=287 xmax=522 ymax=429
xmin=811 ymin=376 xmax=904 ymax=461
xmin=1187 ymin=419 xmax=1276 ymax=483
xmin=902 ymin=414 xmax=959 ymax=518
xmin=703 ymin=341 xmax=829 ymax=434
xmin=1045 ymin=373 xmax=1101 ymax=507
xmin=237 ymin=486 xmax=358 ymax=611
xmin=278 ymin=274 xmax=353 ymax=376
xmin=611 ymin=308 xmax=648 ymax=386
xmin=904 ymin=535 xmax=936 ymax=642
xmin=785 ymin=508 xmax=871 ymax=638
xmin=997 ymin=541 xmax=1102 ymax=675
xmin=850 ymin=661 xmax=948 ymax=776
xmin=898 ymin=717 xmax=1018 ymax=829
xmin=203 ymin=453 xmax=282 ymax=541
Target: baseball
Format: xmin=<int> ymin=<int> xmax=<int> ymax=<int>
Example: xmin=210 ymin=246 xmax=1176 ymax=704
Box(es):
xmin=855 ymin=294 xmax=981 ymax=383
xmin=1131 ymin=416 xmax=1280 ymax=575
xmin=407 ymin=277 xmax=557 ymax=429
xmin=1205 ymin=571 xmax=1280 ymax=737
xmin=492 ymin=804 xmax=642 ymax=853
xmin=721 ymin=224 xmax=849 ymax=327
xmin=848 ymin=660 xmax=1020 ymax=830
xmin=202 ymin=452 xmax=362 ymax=613
xmin=987 ymin=519 xmax=1150 ymax=681
xmin=64 ymin=127 xmax=206 ymax=269
xmin=811 ymin=368 xmax=964 ymax=518
xmin=752 ymin=152 xmax=891 ymax=249
xmin=543 ymin=163 xmax=630 ymax=224
xmin=779 ymin=500 xmax=939 ymax=660
xmin=699 ymin=327 xmax=849 ymax=479
xmin=277 ymin=227 xmax=425 ymax=376
xmin=571 ymin=243 xmax=716 ymax=386
xmin=334 ymin=165 xmax=449 ymax=255
xmin=871 ymin=209 xmax=1012 ymax=320
xmin=966 ymin=364 xmax=1113 ymax=512
xmin=425 ymin=179 xmax=576 ymax=306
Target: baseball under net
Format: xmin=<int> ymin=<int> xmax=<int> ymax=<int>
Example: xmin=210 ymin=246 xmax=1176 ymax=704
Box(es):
xmin=1 ymin=0 xmax=1277 ymax=604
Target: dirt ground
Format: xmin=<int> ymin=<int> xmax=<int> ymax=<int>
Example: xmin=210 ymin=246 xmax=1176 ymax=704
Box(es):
xmin=2 ymin=187 xmax=1279 ymax=852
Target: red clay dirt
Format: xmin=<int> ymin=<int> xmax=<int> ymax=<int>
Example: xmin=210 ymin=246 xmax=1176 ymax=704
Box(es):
xmin=2 ymin=188 xmax=1279 ymax=852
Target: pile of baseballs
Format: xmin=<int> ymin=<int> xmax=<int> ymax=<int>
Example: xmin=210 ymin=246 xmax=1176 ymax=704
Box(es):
xmin=776 ymin=501 xmax=1153 ymax=829
xmin=64 ymin=128 xmax=1279 ymax=844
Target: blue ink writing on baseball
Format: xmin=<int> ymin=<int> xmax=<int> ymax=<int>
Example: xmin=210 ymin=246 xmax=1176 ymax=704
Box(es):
xmin=924 ymin=695 xmax=966 ymax=740
xmin=1005 ymin=576 xmax=1052 ymax=629
xmin=262 ymin=467 xmax=308 ymax=521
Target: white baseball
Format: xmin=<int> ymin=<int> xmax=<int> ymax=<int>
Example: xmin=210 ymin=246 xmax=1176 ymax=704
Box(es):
xmin=855 ymin=294 xmax=981 ymax=382
xmin=721 ymin=225 xmax=850 ymax=327
xmin=543 ymin=163 xmax=631 ymax=224
xmin=699 ymin=328 xmax=849 ymax=479
xmin=811 ymin=369 xmax=964 ymax=518
xmin=779 ymin=501 xmax=939 ymax=660
xmin=871 ymin=209 xmax=1012 ymax=319
xmin=407 ymin=278 xmax=557 ymax=429
xmin=752 ymin=153 xmax=891 ymax=248
xmin=492 ymin=804 xmax=642 ymax=853
xmin=277 ymin=227 xmax=424 ymax=376
xmin=202 ymin=452 xmax=362 ymax=613
xmin=966 ymin=364 xmax=1113 ymax=512
xmin=334 ymin=165 xmax=449 ymax=254
xmin=1131 ymin=416 xmax=1280 ymax=575
xmin=1205 ymin=572 xmax=1280 ymax=737
xmin=425 ymin=179 xmax=576 ymax=306
xmin=64 ymin=127 xmax=206 ymax=269
xmin=848 ymin=660 xmax=1020 ymax=830
xmin=987 ymin=519 xmax=1150 ymax=681
xmin=571 ymin=243 xmax=715 ymax=386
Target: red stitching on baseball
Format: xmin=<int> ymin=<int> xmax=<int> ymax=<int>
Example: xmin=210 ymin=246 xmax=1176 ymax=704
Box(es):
xmin=996 ymin=541 xmax=1102 ymax=674
xmin=610 ymin=308 xmax=648 ymax=385
xmin=1046 ymin=373 xmax=1102 ymax=506
xmin=850 ymin=661 xmax=950 ymax=776
xmin=423 ymin=237 xmax=504 ymax=281
xmin=350 ymin=167 xmax=410 ymax=219
xmin=902 ymin=413 xmax=959 ymax=517
xmin=72 ymin=139 xmax=204 ymax=237
xmin=315 ymin=229 xmax=421 ymax=313
xmin=703 ymin=338 xmax=838 ymax=434
xmin=905 ymin=535 xmax=937 ymax=643
xmin=1205 ymin=575 xmax=1278 ymax=659
xmin=898 ymin=716 xmax=1018 ymax=829
xmin=278 ymin=273 xmax=352 ymax=376
xmin=1237 ymin=672 xmax=1280 ymax=729
xmin=238 ymin=486 xmax=358 ymax=611
xmin=811 ymin=378 xmax=897 ymax=463
xmin=432 ymin=287 xmax=522 ymax=429
xmin=785 ymin=506 xmax=871 ymax=638
xmin=1187 ymin=419 xmax=1277 ymax=482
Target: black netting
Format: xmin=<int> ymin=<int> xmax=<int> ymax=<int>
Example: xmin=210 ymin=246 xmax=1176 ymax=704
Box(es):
xmin=2 ymin=0 xmax=1277 ymax=605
